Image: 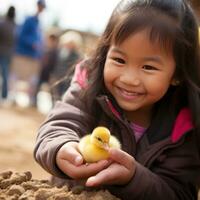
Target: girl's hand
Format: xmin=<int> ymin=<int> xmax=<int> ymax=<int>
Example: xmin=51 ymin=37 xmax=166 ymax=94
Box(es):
xmin=56 ymin=142 xmax=110 ymax=179
xmin=86 ymin=148 xmax=136 ymax=186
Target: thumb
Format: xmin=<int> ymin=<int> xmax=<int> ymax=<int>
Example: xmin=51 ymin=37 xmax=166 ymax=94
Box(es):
xmin=108 ymin=148 xmax=134 ymax=170
xmin=59 ymin=142 xmax=83 ymax=166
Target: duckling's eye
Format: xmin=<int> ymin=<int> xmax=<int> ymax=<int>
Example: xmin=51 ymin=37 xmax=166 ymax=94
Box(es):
xmin=96 ymin=137 xmax=102 ymax=142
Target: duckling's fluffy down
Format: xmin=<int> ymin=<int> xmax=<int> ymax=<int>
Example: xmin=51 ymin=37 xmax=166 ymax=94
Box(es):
xmin=78 ymin=134 xmax=121 ymax=163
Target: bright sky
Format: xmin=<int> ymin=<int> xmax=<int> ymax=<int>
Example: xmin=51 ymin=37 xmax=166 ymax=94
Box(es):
xmin=0 ymin=0 xmax=121 ymax=34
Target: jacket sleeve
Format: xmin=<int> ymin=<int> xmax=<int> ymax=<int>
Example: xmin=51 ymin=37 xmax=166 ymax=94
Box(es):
xmin=34 ymin=81 xmax=93 ymax=178
xmin=107 ymin=133 xmax=200 ymax=200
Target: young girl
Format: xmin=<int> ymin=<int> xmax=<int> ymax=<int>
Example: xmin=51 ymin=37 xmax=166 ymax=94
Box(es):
xmin=34 ymin=0 xmax=200 ymax=199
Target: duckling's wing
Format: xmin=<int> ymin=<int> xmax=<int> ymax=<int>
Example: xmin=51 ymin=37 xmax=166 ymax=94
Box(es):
xmin=109 ymin=136 xmax=121 ymax=149
xmin=78 ymin=135 xmax=90 ymax=154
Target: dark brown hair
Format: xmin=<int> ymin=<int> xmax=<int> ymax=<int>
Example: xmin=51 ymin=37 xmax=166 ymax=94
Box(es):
xmin=81 ymin=0 xmax=200 ymax=140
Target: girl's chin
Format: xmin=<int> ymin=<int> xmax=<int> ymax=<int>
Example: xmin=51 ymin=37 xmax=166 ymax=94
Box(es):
xmin=117 ymin=102 xmax=141 ymax=112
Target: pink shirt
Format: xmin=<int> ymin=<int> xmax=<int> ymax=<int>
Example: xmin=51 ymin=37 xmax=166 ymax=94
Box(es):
xmin=130 ymin=123 xmax=147 ymax=142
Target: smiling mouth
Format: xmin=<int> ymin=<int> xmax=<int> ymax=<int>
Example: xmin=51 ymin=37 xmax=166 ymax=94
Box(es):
xmin=116 ymin=87 xmax=144 ymax=99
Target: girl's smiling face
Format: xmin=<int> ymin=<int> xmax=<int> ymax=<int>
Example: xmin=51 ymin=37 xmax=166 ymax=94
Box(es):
xmin=104 ymin=29 xmax=176 ymax=125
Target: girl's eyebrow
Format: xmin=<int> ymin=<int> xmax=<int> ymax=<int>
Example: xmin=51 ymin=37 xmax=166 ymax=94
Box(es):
xmin=110 ymin=47 xmax=126 ymax=55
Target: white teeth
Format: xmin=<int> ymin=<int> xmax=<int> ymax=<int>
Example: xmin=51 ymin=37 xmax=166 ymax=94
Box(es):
xmin=122 ymin=90 xmax=138 ymax=96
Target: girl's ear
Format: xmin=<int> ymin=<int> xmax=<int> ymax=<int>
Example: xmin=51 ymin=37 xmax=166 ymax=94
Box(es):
xmin=171 ymin=79 xmax=180 ymax=86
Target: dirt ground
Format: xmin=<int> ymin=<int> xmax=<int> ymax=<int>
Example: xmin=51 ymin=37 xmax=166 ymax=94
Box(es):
xmin=0 ymin=106 xmax=50 ymax=180
xmin=0 ymin=106 xmax=120 ymax=199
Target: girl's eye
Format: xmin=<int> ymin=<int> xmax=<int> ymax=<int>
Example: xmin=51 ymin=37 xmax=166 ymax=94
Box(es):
xmin=112 ymin=57 xmax=125 ymax=64
xmin=142 ymin=65 xmax=158 ymax=70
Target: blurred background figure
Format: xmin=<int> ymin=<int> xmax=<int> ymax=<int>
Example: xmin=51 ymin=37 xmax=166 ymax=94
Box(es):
xmin=36 ymin=33 xmax=59 ymax=114
xmin=9 ymin=0 xmax=46 ymax=107
xmin=0 ymin=6 xmax=16 ymax=103
xmin=37 ymin=33 xmax=59 ymax=91
xmin=52 ymin=30 xmax=83 ymax=100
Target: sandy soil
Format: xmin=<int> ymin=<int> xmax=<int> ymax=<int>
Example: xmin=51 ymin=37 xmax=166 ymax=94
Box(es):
xmin=0 ymin=106 xmax=120 ymax=199
xmin=0 ymin=171 xmax=119 ymax=199
xmin=0 ymin=106 xmax=49 ymax=180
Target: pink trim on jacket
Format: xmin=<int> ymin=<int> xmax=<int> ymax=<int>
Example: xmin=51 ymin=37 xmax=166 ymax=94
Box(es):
xmin=171 ymin=108 xmax=194 ymax=143
xmin=107 ymin=101 xmax=193 ymax=143
xmin=73 ymin=61 xmax=88 ymax=89
xmin=106 ymin=99 xmax=121 ymax=119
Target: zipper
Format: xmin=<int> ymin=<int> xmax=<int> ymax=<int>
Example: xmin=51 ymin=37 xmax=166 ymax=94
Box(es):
xmin=103 ymin=97 xmax=137 ymax=155
xmin=119 ymin=117 xmax=137 ymax=156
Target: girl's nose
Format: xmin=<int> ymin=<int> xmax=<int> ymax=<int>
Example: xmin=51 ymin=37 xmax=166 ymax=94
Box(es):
xmin=120 ymin=68 xmax=141 ymax=86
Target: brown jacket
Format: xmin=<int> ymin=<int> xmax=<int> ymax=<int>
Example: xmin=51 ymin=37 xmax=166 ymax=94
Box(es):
xmin=34 ymin=79 xmax=200 ymax=200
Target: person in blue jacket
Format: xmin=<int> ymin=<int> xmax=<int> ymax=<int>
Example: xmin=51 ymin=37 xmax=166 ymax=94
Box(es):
xmin=15 ymin=0 xmax=45 ymax=59
xmin=9 ymin=0 xmax=46 ymax=106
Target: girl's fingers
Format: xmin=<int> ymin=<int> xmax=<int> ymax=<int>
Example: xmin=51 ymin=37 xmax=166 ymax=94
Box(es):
xmin=57 ymin=142 xmax=83 ymax=166
xmin=86 ymin=163 xmax=125 ymax=186
xmin=85 ymin=149 xmax=136 ymax=187
xmin=57 ymin=142 xmax=112 ymax=179
xmin=58 ymin=159 xmax=110 ymax=179
xmin=86 ymin=166 xmax=113 ymax=186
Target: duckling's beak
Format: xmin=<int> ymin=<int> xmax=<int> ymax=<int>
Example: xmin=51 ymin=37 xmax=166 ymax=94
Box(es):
xmin=102 ymin=143 xmax=109 ymax=151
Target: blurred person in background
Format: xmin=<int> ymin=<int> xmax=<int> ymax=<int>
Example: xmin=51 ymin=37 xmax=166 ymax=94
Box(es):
xmin=35 ymin=33 xmax=59 ymax=113
xmin=9 ymin=0 xmax=46 ymax=107
xmin=0 ymin=6 xmax=16 ymax=102
xmin=37 ymin=33 xmax=59 ymax=92
xmin=52 ymin=31 xmax=83 ymax=100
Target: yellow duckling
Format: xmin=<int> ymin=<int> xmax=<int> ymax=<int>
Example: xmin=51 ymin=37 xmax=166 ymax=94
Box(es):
xmin=78 ymin=126 xmax=121 ymax=163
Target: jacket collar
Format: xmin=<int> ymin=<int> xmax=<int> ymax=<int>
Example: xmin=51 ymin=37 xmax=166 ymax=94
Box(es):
xmin=171 ymin=108 xmax=194 ymax=143
xmin=96 ymin=95 xmax=122 ymax=120
xmin=97 ymin=95 xmax=194 ymax=143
